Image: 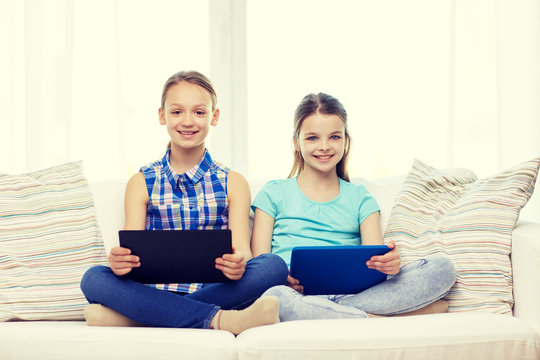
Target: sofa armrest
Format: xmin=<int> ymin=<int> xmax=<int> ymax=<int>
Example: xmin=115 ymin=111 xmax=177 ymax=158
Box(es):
xmin=511 ymin=220 xmax=540 ymax=334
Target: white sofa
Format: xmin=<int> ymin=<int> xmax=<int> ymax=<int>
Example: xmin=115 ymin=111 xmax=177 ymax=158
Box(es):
xmin=1 ymin=177 xmax=539 ymax=360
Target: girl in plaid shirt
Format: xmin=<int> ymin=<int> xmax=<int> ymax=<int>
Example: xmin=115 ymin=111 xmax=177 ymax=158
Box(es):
xmin=81 ymin=71 xmax=288 ymax=334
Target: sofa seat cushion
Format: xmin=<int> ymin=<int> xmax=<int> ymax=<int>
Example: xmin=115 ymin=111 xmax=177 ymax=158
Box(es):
xmin=0 ymin=321 xmax=237 ymax=360
xmin=237 ymin=313 xmax=540 ymax=360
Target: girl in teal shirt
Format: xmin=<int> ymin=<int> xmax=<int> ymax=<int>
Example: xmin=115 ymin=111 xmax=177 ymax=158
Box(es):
xmin=251 ymin=93 xmax=456 ymax=320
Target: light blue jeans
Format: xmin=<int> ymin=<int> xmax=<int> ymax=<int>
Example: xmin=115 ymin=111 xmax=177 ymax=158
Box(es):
xmin=262 ymin=255 xmax=456 ymax=321
xmin=81 ymin=253 xmax=288 ymax=328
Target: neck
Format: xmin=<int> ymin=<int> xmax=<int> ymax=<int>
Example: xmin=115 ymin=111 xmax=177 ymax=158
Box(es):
xmin=297 ymin=168 xmax=339 ymax=189
xmin=168 ymin=143 xmax=206 ymax=174
xmin=296 ymin=168 xmax=341 ymax=202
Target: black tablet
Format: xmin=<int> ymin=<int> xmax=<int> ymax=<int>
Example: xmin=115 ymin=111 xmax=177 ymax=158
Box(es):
xmin=118 ymin=229 xmax=233 ymax=284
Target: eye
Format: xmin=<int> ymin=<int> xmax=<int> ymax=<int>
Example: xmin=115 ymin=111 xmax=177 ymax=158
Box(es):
xmin=306 ymin=136 xmax=317 ymax=141
xmin=171 ymin=110 xmax=182 ymax=115
xmin=330 ymin=135 xmax=341 ymax=140
xmin=195 ymin=110 xmax=206 ymax=116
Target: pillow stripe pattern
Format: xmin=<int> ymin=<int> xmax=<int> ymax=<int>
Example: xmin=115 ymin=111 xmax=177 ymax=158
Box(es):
xmin=384 ymin=158 xmax=539 ymax=314
xmin=0 ymin=161 xmax=108 ymax=321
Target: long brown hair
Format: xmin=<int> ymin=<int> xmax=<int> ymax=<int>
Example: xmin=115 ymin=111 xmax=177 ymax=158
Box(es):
xmin=288 ymin=93 xmax=351 ymax=181
xmin=161 ymin=71 xmax=217 ymax=150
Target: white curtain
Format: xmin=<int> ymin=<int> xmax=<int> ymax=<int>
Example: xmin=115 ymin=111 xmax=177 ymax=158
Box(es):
xmin=1 ymin=0 xmax=539 ymax=220
xmin=452 ymin=0 xmax=540 ymax=220
xmin=1 ymin=0 xmax=210 ymax=179
xmin=246 ymin=0 xmax=540 ymax=220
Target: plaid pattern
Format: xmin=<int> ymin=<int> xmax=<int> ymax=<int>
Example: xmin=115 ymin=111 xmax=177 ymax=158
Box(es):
xmin=140 ymin=149 xmax=229 ymax=293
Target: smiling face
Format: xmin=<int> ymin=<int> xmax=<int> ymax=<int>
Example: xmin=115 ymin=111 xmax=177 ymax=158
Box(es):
xmin=159 ymin=81 xmax=219 ymax=153
xmin=294 ymin=112 xmax=346 ymax=176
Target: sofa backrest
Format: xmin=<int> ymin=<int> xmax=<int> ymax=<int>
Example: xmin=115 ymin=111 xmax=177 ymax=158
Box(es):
xmin=89 ymin=177 xmax=406 ymax=255
xmin=89 ymin=180 xmax=126 ymax=255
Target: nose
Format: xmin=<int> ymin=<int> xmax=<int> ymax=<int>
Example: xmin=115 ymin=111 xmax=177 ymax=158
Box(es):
xmin=319 ymin=140 xmax=330 ymax=151
xmin=179 ymin=113 xmax=194 ymax=127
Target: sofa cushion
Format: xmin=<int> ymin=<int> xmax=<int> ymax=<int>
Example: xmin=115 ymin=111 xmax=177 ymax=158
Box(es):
xmin=0 ymin=321 xmax=237 ymax=360
xmin=0 ymin=162 xmax=108 ymax=321
xmin=236 ymin=313 xmax=540 ymax=360
xmin=384 ymin=158 xmax=540 ymax=314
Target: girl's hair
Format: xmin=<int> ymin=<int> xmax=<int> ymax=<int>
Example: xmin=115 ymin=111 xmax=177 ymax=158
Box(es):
xmin=288 ymin=92 xmax=351 ymax=182
xmin=161 ymin=70 xmax=217 ymax=150
xmin=161 ymin=70 xmax=217 ymax=111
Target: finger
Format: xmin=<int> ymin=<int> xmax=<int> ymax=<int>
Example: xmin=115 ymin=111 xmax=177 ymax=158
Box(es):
xmin=110 ymin=262 xmax=140 ymax=276
xmin=369 ymin=260 xmax=400 ymax=274
xmin=370 ymin=258 xmax=399 ymax=268
xmin=110 ymin=246 xmax=132 ymax=256
xmin=221 ymin=253 xmax=244 ymax=263
xmin=287 ymin=283 xmax=304 ymax=293
xmin=287 ymin=275 xmax=299 ymax=285
xmin=111 ymin=261 xmax=140 ymax=271
xmin=216 ymin=258 xmax=246 ymax=273
xmin=109 ymin=254 xmax=140 ymax=264
xmin=370 ymin=249 xmax=399 ymax=263
xmin=217 ymin=265 xmax=245 ymax=280
xmin=216 ymin=257 xmax=243 ymax=270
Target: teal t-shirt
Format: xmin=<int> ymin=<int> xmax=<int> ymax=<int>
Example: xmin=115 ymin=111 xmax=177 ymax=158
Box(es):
xmin=251 ymin=177 xmax=380 ymax=267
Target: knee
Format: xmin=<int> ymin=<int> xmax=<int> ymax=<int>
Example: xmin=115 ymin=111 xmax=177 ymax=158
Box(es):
xmin=429 ymin=255 xmax=457 ymax=289
xmin=80 ymin=265 xmax=112 ymax=300
xmin=262 ymin=285 xmax=294 ymax=300
xmin=252 ymin=253 xmax=289 ymax=285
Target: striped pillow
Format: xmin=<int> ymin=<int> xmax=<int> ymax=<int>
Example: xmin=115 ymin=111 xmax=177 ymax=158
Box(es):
xmin=384 ymin=158 xmax=540 ymax=314
xmin=0 ymin=162 xmax=108 ymax=321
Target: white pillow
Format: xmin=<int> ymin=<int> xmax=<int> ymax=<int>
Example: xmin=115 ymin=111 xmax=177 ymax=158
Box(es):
xmin=0 ymin=162 xmax=108 ymax=321
xmin=384 ymin=158 xmax=540 ymax=314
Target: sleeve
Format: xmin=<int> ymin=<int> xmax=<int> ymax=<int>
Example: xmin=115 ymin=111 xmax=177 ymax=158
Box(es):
xmin=356 ymin=184 xmax=380 ymax=225
xmin=251 ymin=180 xmax=280 ymax=219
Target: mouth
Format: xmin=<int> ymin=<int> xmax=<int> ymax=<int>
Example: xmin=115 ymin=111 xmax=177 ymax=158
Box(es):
xmin=178 ymin=130 xmax=198 ymax=136
xmin=314 ymin=154 xmax=333 ymax=160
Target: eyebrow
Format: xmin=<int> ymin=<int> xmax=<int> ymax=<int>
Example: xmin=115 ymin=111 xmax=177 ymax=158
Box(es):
xmin=303 ymin=130 xmax=344 ymax=136
xmin=167 ymin=103 xmax=209 ymax=108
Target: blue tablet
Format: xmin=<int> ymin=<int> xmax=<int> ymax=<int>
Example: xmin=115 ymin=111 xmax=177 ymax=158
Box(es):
xmin=289 ymin=245 xmax=390 ymax=295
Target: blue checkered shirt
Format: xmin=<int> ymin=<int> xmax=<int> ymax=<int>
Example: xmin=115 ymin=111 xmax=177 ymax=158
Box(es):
xmin=140 ymin=149 xmax=229 ymax=293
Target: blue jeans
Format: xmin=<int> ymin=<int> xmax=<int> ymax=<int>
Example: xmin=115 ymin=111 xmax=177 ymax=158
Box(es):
xmin=262 ymin=255 xmax=456 ymax=321
xmin=80 ymin=253 xmax=288 ymax=328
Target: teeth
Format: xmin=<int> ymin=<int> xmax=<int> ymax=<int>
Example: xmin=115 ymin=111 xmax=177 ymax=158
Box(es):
xmin=317 ymin=155 xmax=331 ymax=159
xmin=180 ymin=131 xmax=196 ymax=135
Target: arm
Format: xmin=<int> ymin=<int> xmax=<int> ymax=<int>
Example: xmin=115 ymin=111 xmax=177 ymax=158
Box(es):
xmin=108 ymin=172 xmax=148 ymax=276
xmin=214 ymin=170 xmax=252 ymax=280
xmin=251 ymin=207 xmax=303 ymax=292
xmin=361 ymin=212 xmax=401 ymax=275
xmin=250 ymin=208 xmax=274 ymax=257
xmin=123 ymin=172 xmax=148 ymax=231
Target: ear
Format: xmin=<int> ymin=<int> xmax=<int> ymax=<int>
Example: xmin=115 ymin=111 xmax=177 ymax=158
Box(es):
xmin=293 ymin=136 xmax=300 ymax=152
xmin=158 ymin=107 xmax=166 ymax=125
xmin=210 ymin=109 xmax=220 ymax=126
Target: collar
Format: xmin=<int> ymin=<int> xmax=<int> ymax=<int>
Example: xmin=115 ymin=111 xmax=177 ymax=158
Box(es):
xmin=161 ymin=149 xmax=213 ymax=189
